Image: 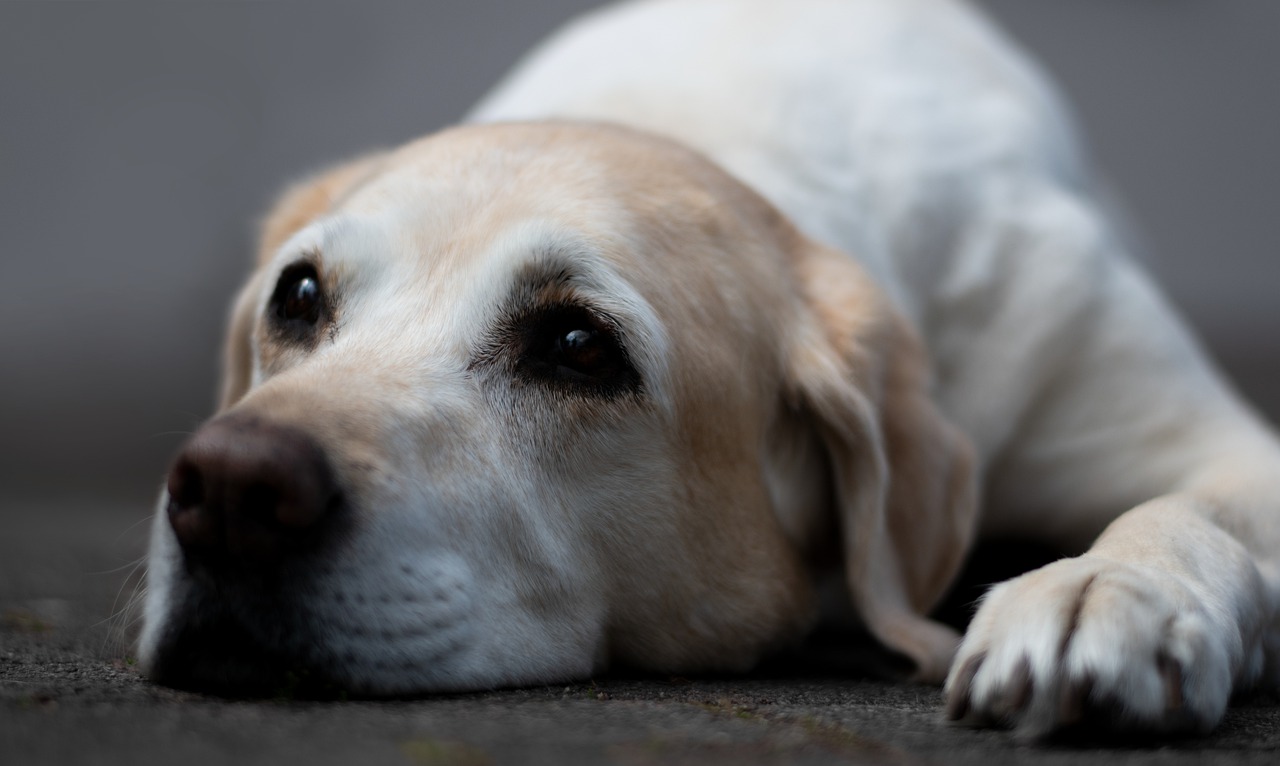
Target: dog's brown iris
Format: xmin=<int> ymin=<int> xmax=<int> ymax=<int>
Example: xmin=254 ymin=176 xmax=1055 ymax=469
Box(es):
xmin=282 ymin=277 xmax=321 ymax=323
xmin=556 ymin=328 xmax=606 ymax=373
xmin=542 ymin=316 xmax=625 ymax=384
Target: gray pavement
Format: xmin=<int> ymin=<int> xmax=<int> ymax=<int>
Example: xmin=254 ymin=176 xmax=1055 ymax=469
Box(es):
xmin=3 ymin=502 xmax=1278 ymax=765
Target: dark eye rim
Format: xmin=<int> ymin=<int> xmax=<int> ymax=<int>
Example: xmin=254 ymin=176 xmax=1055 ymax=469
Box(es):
xmin=267 ymin=261 xmax=328 ymax=341
xmin=503 ymin=302 xmax=644 ymax=398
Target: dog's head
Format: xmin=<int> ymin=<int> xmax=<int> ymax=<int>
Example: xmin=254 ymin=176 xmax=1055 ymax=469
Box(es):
xmin=138 ymin=122 xmax=975 ymax=694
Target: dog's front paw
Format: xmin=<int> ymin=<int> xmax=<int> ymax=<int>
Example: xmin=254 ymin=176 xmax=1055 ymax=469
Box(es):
xmin=944 ymin=555 xmax=1235 ymax=737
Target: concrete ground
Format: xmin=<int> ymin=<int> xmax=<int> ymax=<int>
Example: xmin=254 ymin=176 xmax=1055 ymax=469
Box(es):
xmin=3 ymin=502 xmax=1278 ymax=766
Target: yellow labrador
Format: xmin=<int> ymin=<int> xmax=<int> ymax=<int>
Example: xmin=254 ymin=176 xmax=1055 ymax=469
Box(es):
xmin=140 ymin=0 xmax=1280 ymax=737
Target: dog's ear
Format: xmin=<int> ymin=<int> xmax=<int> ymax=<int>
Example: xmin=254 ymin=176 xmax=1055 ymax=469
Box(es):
xmin=786 ymin=242 xmax=978 ymax=682
xmin=217 ymin=278 xmax=261 ymax=411
xmin=218 ymin=153 xmax=387 ymax=410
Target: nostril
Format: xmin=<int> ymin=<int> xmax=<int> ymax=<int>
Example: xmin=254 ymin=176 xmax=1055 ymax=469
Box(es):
xmin=168 ymin=498 xmax=219 ymax=551
xmin=167 ymin=460 xmax=204 ymax=509
xmin=166 ymin=460 xmax=220 ymax=551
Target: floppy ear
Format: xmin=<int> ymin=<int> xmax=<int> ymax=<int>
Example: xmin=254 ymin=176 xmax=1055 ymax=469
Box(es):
xmin=218 ymin=153 xmax=387 ymax=410
xmin=787 ymin=242 xmax=978 ymax=683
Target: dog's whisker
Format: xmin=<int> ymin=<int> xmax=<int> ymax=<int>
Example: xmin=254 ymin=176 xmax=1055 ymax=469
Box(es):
xmin=94 ymin=557 xmax=149 ymax=657
xmin=107 ymin=513 xmax=159 ymax=546
xmin=87 ymin=552 xmax=151 ymax=577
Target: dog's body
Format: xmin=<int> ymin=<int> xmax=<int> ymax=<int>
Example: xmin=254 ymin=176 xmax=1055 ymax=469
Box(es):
xmin=140 ymin=0 xmax=1280 ymax=737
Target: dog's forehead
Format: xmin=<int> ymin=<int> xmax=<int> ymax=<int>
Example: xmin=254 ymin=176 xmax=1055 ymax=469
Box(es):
xmin=353 ymin=124 xmax=795 ymax=293
xmin=339 ymin=123 xmax=652 ymax=225
xmin=332 ymin=123 xmax=790 ymax=260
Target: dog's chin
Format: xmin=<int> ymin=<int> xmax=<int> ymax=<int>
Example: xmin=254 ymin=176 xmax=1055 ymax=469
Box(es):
xmin=146 ymin=605 xmax=480 ymax=699
xmin=144 ymin=557 xmax=485 ymax=699
xmin=145 ymin=567 xmax=345 ymax=698
xmin=147 ymin=607 xmax=329 ymax=698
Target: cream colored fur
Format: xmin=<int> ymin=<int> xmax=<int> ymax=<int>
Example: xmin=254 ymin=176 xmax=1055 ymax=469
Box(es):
xmin=140 ymin=0 xmax=1280 ymax=736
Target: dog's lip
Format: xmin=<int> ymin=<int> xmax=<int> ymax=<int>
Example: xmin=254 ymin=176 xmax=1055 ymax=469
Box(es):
xmin=147 ymin=553 xmax=478 ymax=698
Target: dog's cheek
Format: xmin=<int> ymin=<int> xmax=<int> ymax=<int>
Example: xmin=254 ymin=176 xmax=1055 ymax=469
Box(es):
xmin=595 ymin=457 xmax=817 ymax=672
xmin=360 ymin=423 xmax=612 ymax=684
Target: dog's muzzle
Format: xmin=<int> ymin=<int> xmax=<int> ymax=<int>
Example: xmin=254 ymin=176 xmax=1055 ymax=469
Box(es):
xmin=149 ymin=412 xmax=356 ymax=695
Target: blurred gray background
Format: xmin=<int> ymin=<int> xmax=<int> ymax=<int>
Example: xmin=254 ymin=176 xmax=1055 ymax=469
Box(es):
xmin=1 ymin=0 xmax=1277 ymax=520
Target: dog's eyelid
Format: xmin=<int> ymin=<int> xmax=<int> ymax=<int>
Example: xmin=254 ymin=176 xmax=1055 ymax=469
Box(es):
xmin=282 ymin=249 xmax=324 ymax=275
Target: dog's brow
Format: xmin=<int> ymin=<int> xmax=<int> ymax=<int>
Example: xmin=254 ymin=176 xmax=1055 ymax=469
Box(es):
xmin=504 ymin=255 xmax=586 ymax=311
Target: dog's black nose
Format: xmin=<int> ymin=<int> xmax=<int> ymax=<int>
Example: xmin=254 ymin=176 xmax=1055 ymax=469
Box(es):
xmin=166 ymin=413 xmax=339 ymax=564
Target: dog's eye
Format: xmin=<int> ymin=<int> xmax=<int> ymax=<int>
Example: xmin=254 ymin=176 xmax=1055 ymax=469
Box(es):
xmin=517 ymin=306 xmax=639 ymax=394
xmin=269 ymin=263 xmax=325 ymax=329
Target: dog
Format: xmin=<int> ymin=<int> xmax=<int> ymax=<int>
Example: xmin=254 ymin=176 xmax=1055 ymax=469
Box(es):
xmin=138 ymin=0 xmax=1280 ymax=737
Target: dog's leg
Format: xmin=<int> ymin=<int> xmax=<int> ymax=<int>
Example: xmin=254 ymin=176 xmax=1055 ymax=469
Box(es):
xmin=938 ymin=188 xmax=1280 ymax=736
